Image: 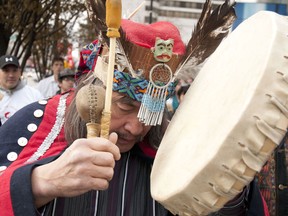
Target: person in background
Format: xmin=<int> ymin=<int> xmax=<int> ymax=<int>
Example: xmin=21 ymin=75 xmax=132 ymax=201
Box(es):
xmin=166 ymin=81 xmax=190 ymax=119
xmin=0 ymin=55 xmax=43 ymax=125
xmin=177 ymin=84 xmax=190 ymax=103
xmin=37 ymin=56 xmax=64 ymax=98
xmin=56 ymin=68 xmax=75 ymax=94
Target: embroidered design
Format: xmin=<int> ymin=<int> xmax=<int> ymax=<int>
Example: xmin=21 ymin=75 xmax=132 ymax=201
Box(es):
xmin=113 ymin=71 xmax=148 ymax=102
xmin=113 ymin=70 xmax=175 ymax=102
xmin=76 ymin=40 xmax=102 ymax=79
xmin=26 ymin=94 xmax=68 ymax=163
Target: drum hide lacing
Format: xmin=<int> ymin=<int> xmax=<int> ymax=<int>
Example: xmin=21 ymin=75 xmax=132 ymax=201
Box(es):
xmin=210 ymin=72 xmax=288 ymax=211
xmin=150 ymin=12 xmax=288 ymax=216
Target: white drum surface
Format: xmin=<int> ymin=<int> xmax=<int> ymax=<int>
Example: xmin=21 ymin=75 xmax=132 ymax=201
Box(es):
xmin=151 ymin=11 xmax=288 ymax=216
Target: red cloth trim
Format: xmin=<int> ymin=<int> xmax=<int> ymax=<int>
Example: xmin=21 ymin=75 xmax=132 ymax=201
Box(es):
xmin=0 ymin=166 xmax=17 ymax=215
xmin=138 ymin=139 xmax=157 ymax=158
xmin=10 ymin=93 xmax=72 ymax=168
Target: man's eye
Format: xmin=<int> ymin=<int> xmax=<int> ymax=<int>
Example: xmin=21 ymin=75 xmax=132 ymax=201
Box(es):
xmin=117 ymin=103 xmax=133 ymax=112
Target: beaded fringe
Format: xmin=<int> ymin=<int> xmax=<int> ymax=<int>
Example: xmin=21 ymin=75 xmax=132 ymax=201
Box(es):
xmin=137 ymin=82 xmax=168 ymax=126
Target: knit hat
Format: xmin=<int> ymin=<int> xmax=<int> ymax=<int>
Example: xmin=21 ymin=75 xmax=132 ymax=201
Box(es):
xmin=58 ymin=68 xmax=75 ymax=81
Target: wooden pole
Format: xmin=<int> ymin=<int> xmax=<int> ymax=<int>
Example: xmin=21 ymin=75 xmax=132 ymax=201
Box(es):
xmin=100 ymin=0 xmax=122 ymax=138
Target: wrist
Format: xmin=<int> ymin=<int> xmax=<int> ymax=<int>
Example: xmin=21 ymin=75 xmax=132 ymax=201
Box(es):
xmin=31 ymin=164 xmax=56 ymax=208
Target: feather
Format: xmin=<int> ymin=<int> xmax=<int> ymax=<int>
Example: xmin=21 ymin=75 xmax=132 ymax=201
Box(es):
xmin=85 ymin=0 xmax=136 ymax=76
xmin=115 ymin=28 xmax=138 ymax=77
xmin=115 ymin=1 xmax=146 ymax=77
xmin=174 ymin=0 xmax=236 ymax=79
xmin=85 ymin=0 xmax=109 ymax=45
xmin=115 ymin=38 xmax=136 ymax=76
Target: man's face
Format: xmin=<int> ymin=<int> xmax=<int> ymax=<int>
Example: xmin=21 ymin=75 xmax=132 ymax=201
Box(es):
xmin=110 ymin=92 xmax=152 ymax=152
xmin=0 ymin=65 xmax=21 ymax=90
xmin=52 ymin=61 xmax=64 ymax=76
xmin=59 ymin=76 xmax=75 ymax=93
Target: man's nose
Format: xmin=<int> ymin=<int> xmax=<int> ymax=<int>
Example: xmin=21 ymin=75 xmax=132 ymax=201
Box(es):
xmin=124 ymin=117 xmax=145 ymax=136
xmin=7 ymin=71 xmax=16 ymax=76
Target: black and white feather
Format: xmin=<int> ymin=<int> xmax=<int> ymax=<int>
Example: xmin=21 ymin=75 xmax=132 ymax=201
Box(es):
xmin=85 ymin=0 xmax=236 ymax=80
xmin=85 ymin=0 xmax=136 ymax=75
xmin=85 ymin=0 xmax=109 ymax=45
xmin=174 ymin=0 xmax=237 ymax=79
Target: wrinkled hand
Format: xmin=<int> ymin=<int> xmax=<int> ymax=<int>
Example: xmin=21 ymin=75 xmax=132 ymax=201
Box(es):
xmin=31 ymin=132 xmax=120 ymax=207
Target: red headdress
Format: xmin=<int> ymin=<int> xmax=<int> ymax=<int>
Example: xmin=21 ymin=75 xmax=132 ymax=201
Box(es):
xmin=80 ymin=0 xmax=236 ymax=125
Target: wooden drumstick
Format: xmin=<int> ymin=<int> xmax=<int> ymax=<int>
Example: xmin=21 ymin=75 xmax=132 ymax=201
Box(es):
xmin=76 ymin=84 xmax=105 ymax=138
xmin=100 ymin=0 xmax=122 ymax=139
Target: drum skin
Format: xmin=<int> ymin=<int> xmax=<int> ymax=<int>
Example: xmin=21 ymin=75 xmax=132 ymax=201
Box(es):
xmin=151 ymin=11 xmax=288 ymax=216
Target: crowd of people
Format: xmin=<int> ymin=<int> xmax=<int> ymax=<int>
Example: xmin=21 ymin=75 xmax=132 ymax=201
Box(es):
xmin=0 ymin=1 xmax=287 ymax=216
xmin=0 ymin=55 xmax=76 ymax=126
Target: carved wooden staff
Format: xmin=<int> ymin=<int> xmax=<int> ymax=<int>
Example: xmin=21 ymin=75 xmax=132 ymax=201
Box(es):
xmin=100 ymin=0 xmax=122 ymax=138
xmin=76 ymin=0 xmax=122 ymax=139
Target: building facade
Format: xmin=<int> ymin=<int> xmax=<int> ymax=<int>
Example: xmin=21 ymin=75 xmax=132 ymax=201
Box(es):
xmin=233 ymin=0 xmax=287 ymax=28
xmin=144 ymin=0 xmax=226 ymax=42
xmin=142 ymin=0 xmax=288 ymax=42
